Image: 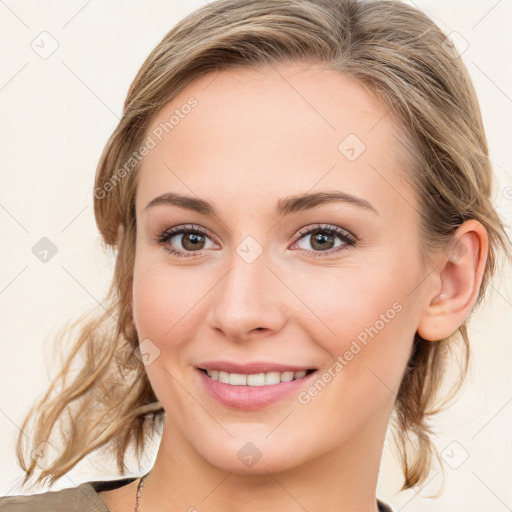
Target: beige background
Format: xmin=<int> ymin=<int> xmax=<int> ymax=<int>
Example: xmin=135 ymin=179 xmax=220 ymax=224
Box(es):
xmin=0 ymin=1 xmax=511 ymax=510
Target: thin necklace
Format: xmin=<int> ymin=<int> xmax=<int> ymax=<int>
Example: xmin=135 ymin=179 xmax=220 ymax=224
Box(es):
xmin=134 ymin=471 xmax=385 ymax=511
xmin=135 ymin=472 xmax=150 ymax=512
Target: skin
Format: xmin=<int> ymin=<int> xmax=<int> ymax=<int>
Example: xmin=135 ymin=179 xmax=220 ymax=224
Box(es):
xmin=98 ymin=63 xmax=488 ymax=512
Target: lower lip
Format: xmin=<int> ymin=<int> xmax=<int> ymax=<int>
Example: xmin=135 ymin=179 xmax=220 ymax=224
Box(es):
xmin=196 ymin=369 xmax=317 ymax=410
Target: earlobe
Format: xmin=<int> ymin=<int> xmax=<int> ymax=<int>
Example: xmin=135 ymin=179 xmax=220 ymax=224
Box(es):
xmin=416 ymin=219 xmax=489 ymax=341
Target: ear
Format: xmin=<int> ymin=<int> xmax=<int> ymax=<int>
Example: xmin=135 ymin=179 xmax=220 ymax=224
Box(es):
xmin=417 ymin=219 xmax=489 ymax=341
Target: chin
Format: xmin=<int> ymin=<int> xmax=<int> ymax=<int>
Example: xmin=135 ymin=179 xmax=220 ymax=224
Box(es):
xmin=192 ymin=434 xmax=310 ymax=475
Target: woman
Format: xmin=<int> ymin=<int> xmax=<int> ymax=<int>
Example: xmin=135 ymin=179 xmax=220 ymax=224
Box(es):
xmin=2 ymin=0 xmax=510 ymax=511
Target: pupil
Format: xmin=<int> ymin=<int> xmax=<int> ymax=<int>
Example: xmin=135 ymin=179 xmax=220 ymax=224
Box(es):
xmin=311 ymin=232 xmax=334 ymax=251
xmin=183 ymin=233 xmax=204 ymax=250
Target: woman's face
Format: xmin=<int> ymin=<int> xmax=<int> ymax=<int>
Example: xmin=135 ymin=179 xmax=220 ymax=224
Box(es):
xmin=132 ymin=63 xmax=434 ymax=474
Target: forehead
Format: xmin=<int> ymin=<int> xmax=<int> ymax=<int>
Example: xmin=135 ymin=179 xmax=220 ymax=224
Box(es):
xmin=135 ymin=63 xmax=416 ymax=221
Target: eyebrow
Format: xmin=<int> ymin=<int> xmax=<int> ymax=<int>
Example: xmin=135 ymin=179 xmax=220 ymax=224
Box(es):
xmin=144 ymin=191 xmax=379 ymax=216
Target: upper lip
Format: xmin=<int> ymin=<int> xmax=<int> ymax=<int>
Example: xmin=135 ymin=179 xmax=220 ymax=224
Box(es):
xmin=197 ymin=360 xmax=317 ymax=374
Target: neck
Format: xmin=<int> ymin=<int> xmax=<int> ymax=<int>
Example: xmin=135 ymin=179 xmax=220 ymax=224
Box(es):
xmin=140 ymin=412 xmax=389 ymax=512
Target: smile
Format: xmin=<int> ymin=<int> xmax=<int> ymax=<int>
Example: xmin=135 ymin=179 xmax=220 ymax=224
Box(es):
xmin=197 ymin=367 xmax=318 ymax=410
xmin=200 ymin=368 xmax=316 ymax=386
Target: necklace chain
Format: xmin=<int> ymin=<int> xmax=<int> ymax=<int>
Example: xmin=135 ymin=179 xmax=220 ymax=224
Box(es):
xmin=135 ymin=472 xmax=149 ymax=512
xmin=134 ymin=471 xmax=387 ymax=511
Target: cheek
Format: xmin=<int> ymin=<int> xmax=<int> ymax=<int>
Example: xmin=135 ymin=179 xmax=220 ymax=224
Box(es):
xmin=132 ymin=259 xmax=203 ymax=348
xmin=290 ymin=263 xmax=403 ymax=341
xmin=132 ymin=269 xmax=169 ymax=339
xmin=289 ymin=270 xmax=417 ymax=438
xmin=289 ymin=256 xmax=419 ymax=392
xmin=131 ymin=260 xmax=204 ymax=409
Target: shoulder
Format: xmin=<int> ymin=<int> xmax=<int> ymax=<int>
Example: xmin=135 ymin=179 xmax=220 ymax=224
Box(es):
xmin=0 ymin=481 xmax=108 ymax=512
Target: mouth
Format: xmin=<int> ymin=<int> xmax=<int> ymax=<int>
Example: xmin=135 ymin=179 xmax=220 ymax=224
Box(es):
xmin=197 ymin=368 xmax=317 ymax=386
xmin=196 ymin=366 xmax=319 ymax=409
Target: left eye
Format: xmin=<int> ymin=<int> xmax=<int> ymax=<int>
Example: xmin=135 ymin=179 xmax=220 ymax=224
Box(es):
xmin=291 ymin=224 xmax=356 ymax=254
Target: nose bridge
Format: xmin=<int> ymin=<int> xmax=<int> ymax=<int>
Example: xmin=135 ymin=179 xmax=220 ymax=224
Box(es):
xmin=206 ymin=241 xmax=288 ymax=339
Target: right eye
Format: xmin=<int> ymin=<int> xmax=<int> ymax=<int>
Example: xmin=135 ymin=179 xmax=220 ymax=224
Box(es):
xmin=155 ymin=224 xmax=219 ymax=258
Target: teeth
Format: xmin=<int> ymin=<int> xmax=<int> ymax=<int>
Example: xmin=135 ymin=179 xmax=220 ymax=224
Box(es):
xmin=205 ymin=369 xmax=310 ymax=386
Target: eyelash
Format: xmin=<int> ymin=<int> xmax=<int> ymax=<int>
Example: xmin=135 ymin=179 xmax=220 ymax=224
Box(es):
xmin=154 ymin=223 xmax=357 ymax=259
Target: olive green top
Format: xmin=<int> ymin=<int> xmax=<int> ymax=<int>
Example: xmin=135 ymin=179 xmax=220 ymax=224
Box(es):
xmin=0 ymin=477 xmax=396 ymax=511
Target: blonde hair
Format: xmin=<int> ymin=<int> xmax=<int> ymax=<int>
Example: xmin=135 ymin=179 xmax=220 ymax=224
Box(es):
xmin=16 ymin=0 xmax=510 ymax=493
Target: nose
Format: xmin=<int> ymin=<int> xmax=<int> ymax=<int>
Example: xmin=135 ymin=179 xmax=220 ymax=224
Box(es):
xmin=205 ymin=246 xmax=290 ymax=342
